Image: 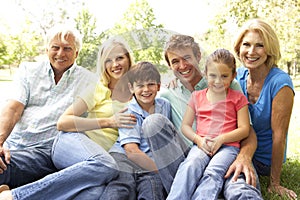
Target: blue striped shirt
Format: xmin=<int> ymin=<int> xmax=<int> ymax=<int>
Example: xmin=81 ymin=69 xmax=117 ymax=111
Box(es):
xmin=5 ymin=61 xmax=96 ymax=149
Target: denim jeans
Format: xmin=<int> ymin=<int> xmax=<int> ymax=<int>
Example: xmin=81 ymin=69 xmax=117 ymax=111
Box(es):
xmin=143 ymin=113 xmax=263 ymax=199
xmin=10 ymin=131 xmax=118 ymax=200
xmin=223 ymin=172 xmax=262 ymax=199
xmin=167 ymin=145 xmax=239 ymax=200
xmin=0 ymin=139 xmax=57 ymax=188
xmin=253 ymin=158 xmax=271 ymax=176
xmin=101 ymin=152 xmax=166 ymax=200
xmin=142 ymin=113 xmax=190 ymax=193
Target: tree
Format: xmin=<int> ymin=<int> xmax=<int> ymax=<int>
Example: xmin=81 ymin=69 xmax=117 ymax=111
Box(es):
xmin=107 ymin=0 xmax=172 ymax=73
xmin=0 ymin=35 xmax=8 ymax=67
xmin=204 ymin=0 xmax=300 ymax=75
xmin=75 ymin=8 xmax=107 ymax=71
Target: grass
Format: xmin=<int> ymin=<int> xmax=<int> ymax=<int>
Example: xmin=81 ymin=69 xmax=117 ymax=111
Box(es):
xmin=0 ymin=68 xmax=299 ymax=199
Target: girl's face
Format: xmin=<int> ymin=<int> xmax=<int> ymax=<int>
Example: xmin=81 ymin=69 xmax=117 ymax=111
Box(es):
xmin=239 ymin=31 xmax=268 ymax=70
xmin=104 ymin=45 xmax=130 ymax=82
xmin=206 ymin=62 xmax=235 ymax=94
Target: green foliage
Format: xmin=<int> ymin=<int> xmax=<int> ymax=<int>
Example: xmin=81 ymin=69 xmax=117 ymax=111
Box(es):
xmin=203 ymin=0 xmax=300 ymax=75
xmin=107 ymin=0 xmax=169 ymax=73
xmin=0 ymin=35 xmax=9 ymax=66
xmin=0 ymin=20 xmax=41 ymax=67
xmin=75 ymin=9 xmax=107 ymax=71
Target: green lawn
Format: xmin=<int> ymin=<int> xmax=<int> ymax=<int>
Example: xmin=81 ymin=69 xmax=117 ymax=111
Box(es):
xmin=0 ymin=68 xmax=299 ymax=199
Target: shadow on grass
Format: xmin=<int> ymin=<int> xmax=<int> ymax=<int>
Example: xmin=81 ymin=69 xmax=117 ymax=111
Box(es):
xmin=260 ymin=158 xmax=300 ymax=199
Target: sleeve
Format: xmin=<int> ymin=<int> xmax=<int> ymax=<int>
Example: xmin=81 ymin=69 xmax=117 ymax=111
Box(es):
xmin=235 ymin=91 xmax=249 ymax=111
xmin=78 ymin=82 xmax=108 ymax=111
xmin=230 ymin=79 xmax=242 ymax=92
xmin=9 ymin=62 xmax=29 ymax=105
xmin=119 ymin=112 xmax=142 ymax=147
xmin=270 ymin=70 xmax=294 ymax=98
xmin=188 ymin=92 xmax=196 ymax=111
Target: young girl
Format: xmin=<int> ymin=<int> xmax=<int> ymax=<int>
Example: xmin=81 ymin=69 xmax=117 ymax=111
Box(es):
xmin=167 ymin=48 xmax=250 ymax=200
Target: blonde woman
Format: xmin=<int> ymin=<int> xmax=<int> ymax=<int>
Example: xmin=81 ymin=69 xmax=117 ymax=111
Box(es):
xmin=234 ymin=19 xmax=296 ymax=200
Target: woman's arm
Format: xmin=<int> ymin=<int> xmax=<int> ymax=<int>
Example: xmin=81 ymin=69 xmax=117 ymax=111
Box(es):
xmin=270 ymin=86 xmax=297 ymax=199
xmin=57 ymin=97 xmax=135 ymax=132
xmin=224 ymin=126 xmax=257 ymax=187
xmin=57 ymin=97 xmax=102 ymax=132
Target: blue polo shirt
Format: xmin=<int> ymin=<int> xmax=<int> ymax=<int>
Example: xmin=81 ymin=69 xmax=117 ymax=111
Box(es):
xmin=109 ymin=97 xmax=171 ymax=157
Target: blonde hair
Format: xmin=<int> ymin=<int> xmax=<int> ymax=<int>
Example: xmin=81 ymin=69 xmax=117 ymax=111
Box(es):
xmin=46 ymin=24 xmax=82 ymax=53
xmin=96 ymin=37 xmax=133 ymax=86
xmin=233 ymin=19 xmax=281 ymax=69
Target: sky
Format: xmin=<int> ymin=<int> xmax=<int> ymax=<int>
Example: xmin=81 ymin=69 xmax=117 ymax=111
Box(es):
xmin=0 ymin=0 xmax=224 ymax=36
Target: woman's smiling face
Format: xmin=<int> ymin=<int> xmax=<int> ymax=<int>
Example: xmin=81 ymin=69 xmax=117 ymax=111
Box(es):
xmin=104 ymin=45 xmax=130 ymax=82
xmin=239 ymin=31 xmax=268 ymax=69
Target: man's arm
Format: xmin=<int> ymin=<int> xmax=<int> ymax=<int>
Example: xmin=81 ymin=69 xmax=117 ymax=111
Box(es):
xmin=224 ymin=126 xmax=257 ymax=187
xmin=0 ymin=100 xmax=24 ymax=172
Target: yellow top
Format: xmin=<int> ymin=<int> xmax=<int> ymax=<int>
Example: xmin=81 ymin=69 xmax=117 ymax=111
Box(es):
xmin=79 ymin=82 xmax=127 ymax=151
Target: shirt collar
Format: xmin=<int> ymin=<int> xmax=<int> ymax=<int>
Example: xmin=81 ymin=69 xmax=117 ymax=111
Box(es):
xmin=47 ymin=62 xmax=77 ymax=77
xmin=178 ymin=77 xmax=208 ymax=92
xmin=129 ymin=97 xmax=163 ymax=119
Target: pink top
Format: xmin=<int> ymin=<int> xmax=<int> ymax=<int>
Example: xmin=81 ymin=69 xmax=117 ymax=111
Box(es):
xmin=188 ymin=88 xmax=248 ymax=148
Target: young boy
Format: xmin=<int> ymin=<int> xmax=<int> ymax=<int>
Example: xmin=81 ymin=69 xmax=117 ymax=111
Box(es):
xmin=101 ymin=61 xmax=171 ymax=200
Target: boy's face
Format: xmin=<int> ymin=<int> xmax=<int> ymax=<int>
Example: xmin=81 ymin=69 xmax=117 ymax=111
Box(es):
xmin=129 ymin=80 xmax=160 ymax=110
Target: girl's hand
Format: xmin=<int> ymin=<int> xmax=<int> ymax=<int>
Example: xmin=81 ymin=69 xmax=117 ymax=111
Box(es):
xmin=206 ymin=135 xmax=223 ymax=156
xmin=196 ymin=136 xmax=211 ymax=156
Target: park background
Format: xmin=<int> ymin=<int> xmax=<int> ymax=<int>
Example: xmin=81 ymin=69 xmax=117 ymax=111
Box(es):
xmin=0 ymin=0 xmax=299 ymax=199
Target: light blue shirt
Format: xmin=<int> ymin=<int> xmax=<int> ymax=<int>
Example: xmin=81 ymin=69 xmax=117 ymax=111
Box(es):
xmin=110 ymin=97 xmax=171 ymax=157
xmin=5 ymin=61 xmax=95 ymax=149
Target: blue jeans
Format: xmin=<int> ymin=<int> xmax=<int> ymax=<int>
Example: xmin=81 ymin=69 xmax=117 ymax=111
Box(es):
xmin=143 ymin=113 xmax=263 ymax=199
xmin=167 ymin=145 xmax=239 ymax=200
xmin=101 ymin=152 xmax=166 ymax=200
xmin=142 ymin=113 xmax=190 ymax=193
xmin=10 ymin=131 xmax=118 ymax=200
xmin=253 ymin=158 xmax=271 ymax=176
xmin=0 ymin=139 xmax=57 ymax=188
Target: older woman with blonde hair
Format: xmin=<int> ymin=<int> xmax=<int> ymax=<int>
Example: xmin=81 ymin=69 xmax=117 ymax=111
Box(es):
xmin=234 ymin=18 xmax=297 ymax=199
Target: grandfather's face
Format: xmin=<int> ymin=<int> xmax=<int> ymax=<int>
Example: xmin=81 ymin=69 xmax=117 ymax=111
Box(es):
xmin=47 ymin=35 xmax=78 ymax=71
xmin=167 ymin=47 xmax=202 ymax=88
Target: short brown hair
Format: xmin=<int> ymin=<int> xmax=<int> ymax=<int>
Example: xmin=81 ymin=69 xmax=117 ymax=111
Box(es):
xmin=128 ymin=61 xmax=161 ymax=85
xmin=164 ymin=34 xmax=201 ymax=66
